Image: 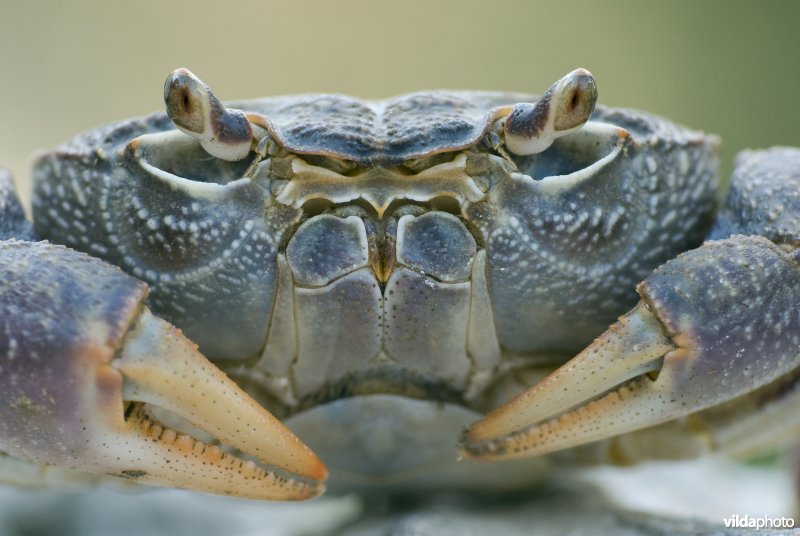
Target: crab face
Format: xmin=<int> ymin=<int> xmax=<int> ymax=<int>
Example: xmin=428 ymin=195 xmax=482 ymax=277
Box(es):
xmin=1 ymin=68 xmax=798 ymax=499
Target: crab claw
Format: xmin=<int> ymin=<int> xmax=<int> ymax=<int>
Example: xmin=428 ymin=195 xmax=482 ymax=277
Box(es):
xmin=462 ymin=236 xmax=800 ymax=461
xmin=0 ymin=240 xmax=327 ymax=500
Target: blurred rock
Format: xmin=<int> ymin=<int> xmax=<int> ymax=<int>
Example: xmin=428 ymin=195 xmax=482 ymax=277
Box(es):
xmin=0 ymin=458 xmax=795 ymax=536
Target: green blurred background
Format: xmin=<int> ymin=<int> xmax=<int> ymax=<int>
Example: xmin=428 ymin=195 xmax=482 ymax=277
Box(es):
xmin=0 ymin=0 xmax=798 ymax=208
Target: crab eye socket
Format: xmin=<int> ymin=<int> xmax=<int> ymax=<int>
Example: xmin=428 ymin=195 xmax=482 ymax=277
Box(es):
xmin=164 ymin=68 xmax=208 ymax=135
xmin=132 ymin=131 xmax=253 ymax=186
xmin=509 ymin=122 xmax=627 ymax=185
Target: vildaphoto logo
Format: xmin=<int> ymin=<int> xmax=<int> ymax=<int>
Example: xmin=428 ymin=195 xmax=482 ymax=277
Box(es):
xmin=723 ymin=514 xmax=795 ymax=530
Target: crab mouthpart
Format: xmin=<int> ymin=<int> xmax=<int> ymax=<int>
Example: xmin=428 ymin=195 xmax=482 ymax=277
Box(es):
xmin=106 ymin=309 xmax=328 ymax=500
xmin=460 ymin=303 xmax=679 ymax=461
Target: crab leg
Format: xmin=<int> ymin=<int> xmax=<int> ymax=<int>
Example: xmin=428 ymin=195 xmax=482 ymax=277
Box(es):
xmin=462 ymin=148 xmax=800 ymax=461
xmin=0 ymin=240 xmax=327 ymax=500
xmin=0 ymin=170 xmax=34 ymax=241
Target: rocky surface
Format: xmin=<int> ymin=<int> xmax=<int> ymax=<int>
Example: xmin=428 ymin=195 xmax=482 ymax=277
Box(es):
xmin=0 ymin=458 xmax=795 ymax=536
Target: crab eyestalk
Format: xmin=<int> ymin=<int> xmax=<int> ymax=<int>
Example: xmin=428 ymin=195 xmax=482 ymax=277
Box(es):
xmin=164 ymin=68 xmax=263 ymax=161
xmin=504 ymin=68 xmax=598 ymax=155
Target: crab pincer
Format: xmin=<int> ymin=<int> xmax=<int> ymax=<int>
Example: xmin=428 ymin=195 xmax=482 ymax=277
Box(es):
xmin=0 ymin=240 xmax=327 ymax=500
xmin=462 ymin=235 xmax=800 ymax=460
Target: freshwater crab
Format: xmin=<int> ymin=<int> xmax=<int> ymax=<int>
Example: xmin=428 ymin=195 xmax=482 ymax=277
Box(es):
xmin=0 ymin=68 xmax=798 ymax=502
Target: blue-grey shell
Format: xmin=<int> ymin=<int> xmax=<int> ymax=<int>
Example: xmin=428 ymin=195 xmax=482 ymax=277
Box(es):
xmin=51 ymin=90 xmax=694 ymax=166
xmin=51 ymin=92 xmax=524 ymax=165
xmin=250 ymin=92 xmax=530 ymax=164
xmin=245 ymin=92 xmax=515 ymax=164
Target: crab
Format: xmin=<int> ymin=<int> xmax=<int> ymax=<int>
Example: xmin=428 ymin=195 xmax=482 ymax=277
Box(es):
xmin=0 ymin=68 xmax=797 ymax=504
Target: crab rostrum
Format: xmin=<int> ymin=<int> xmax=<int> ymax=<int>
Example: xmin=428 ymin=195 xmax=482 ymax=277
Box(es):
xmin=0 ymin=68 xmax=797 ymax=499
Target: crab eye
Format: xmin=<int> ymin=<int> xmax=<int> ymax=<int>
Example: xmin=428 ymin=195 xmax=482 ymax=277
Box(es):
xmin=553 ymin=69 xmax=598 ymax=132
xmin=504 ymin=68 xmax=598 ymax=156
xmin=164 ymin=68 xmax=208 ymax=135
xmin=163 ymin=68 xmax=254 ymax=162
